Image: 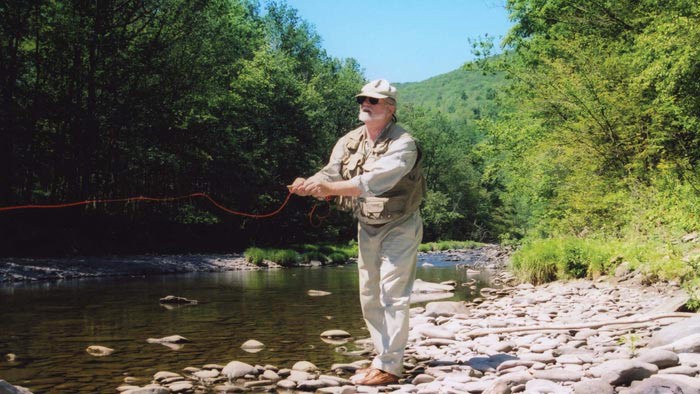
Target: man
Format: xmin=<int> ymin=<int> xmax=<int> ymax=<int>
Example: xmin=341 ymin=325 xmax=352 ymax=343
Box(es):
xmin=290 ymin=79 xmax=425 ymax=386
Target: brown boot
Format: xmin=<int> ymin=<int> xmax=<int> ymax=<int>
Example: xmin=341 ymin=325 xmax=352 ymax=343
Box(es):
xmin=355 ymin=368 xmax=399 ymax=386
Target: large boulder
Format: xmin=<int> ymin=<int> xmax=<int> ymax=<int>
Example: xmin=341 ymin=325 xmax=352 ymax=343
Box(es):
xmin=628 ymin=374 xmax=700 ymax=394
xmin=649 ymin=316 xmax=700 ymax=348
xmin=589 ymin=359 xmax=658 ymax=386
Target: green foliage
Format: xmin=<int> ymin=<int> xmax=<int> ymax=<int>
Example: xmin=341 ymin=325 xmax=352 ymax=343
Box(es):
xmin=269 ymin=249 xmax=300 ymax=267
xmin=244 ymin=247 xmax=267 ymax=266
xmin=327 ymin=252 xmax=349 ymax=264
xmin=244 ymin=247 xmax=300 ymax=267
xmin=0 ymin=0 xmax=364 ymax=255
xmin=395 ymin=69 xmax=507 ymax=242
xmin=420 ymin=240 xmax=481 ymax=252
xmin=464 ymin=0 xmax=700 ymax=287
xmin=396 ymin=68 xmax=506 ymax=124
xmin=299 ymin=250 xmax=325 ymax=263
xmin=511 ymin=238 xmax=621 ymax=284
xmin=685 ymin=277 xmax=700 ymax=312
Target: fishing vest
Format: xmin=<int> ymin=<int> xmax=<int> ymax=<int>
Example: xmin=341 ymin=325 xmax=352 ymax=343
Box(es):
xmin=337 ymin=122 xmax=426 ymax=225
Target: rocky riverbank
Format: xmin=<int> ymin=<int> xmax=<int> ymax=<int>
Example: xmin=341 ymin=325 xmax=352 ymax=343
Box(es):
xmin=0 ymin=244 xmax=510 ymax=283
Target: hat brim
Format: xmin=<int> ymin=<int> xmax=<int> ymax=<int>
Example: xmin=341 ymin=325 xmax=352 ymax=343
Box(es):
xmin=355 ymin=92 xmax=391 ymax=99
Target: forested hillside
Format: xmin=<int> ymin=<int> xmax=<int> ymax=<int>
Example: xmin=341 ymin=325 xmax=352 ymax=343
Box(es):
xmin=396 ymin=68 xmax=506 ymax=124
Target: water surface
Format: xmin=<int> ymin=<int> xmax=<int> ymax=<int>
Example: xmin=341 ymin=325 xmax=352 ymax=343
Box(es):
xmin=0 ymin=254 xmax=492 ymax=393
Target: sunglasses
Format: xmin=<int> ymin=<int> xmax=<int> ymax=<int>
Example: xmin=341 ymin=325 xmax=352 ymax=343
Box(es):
xmin=356 ymin=96 xmax=380 ymax=105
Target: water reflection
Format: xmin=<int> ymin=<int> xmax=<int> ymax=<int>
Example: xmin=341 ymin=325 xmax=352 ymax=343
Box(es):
xmin=0 ymin=258 xmax=493 ymax=393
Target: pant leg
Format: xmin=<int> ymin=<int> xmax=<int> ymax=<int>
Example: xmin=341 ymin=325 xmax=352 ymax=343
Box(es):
xmin=358 ymin=212 xmax=423 ymax=376
xmin=357 ymin=220 xmax=384 ymax=367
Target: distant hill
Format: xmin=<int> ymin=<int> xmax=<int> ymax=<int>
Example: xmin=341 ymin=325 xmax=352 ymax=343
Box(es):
xmin=395 ymin=67 xmax=506 ymax=124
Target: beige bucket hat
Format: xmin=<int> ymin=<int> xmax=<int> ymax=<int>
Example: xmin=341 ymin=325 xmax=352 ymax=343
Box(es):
xmin=356 ymin=79 xmax=397 ymax=100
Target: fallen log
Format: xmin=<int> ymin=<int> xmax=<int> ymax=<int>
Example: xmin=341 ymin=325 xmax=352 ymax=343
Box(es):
xmin=458 ymin=312 xmax=696 ymax=339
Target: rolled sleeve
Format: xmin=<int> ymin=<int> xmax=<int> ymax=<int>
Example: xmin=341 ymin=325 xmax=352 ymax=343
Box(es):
xmin=354 ymin=137 xmax=418 ymax=197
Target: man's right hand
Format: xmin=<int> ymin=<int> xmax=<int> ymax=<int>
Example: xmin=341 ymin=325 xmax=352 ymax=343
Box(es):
xmin=288 ymin=177 xmax=310 ymax=196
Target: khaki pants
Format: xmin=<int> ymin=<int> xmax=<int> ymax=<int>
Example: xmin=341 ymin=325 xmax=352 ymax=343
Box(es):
xmin=357 ymin=211 xmax=422 ymax=376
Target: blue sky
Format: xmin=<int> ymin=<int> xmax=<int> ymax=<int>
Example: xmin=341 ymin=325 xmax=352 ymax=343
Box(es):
xmin=284 ymin=0 xmax=513 ymax=83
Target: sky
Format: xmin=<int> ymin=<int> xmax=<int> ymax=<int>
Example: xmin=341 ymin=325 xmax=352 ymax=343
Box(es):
xmin=284 ymin=0 xmax=513 ymax=83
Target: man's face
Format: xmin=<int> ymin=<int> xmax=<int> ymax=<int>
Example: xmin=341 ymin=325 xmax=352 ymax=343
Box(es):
xmin=357 ymin=96 xmax=394 ymax=124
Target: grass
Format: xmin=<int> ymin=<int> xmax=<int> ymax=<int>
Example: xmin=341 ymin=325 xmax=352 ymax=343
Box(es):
xmin=418 ymin=240 xmax=482 ymax=252
xmin=244 ymin=240 xmax=481 ymax=266
xmin=510 ymin=235 xmax=700 ymax=311
xmin=244 ymin=242 xmax=359 ymax=267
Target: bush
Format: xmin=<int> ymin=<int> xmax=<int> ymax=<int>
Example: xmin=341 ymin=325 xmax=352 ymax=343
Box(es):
xmin=300 ymin=250 xmax=326 ymax=263
xmin=510 ymin=239 xmax=561 ymax=284
xmin=269 ymin=249 xmax=300 ymax=267
xmin=328 ymin=252 xmax=349 ymax=264
xmin=244 ymin=247 xmax=266 ymax=266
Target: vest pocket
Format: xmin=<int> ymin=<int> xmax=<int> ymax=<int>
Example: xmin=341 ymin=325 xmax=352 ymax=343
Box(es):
xmin=358 ymin=196 xmax=407 ymax=224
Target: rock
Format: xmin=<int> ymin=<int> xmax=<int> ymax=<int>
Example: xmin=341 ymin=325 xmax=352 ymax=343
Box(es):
xmin=222 ymin=361 xmax=256 ymax=380
xmin=292 ymin=360 xmax=318 ymax=372
xmin=298 ymin=379 xmax=330 ymax=390
xmin=628 ymin=374 xmax=700 ymax=394
xmin=240 ymin=339 xmax=265 ymax=351
xmin=412 ymin=374 xmax=435 ymax=384
xmin=122 ymin=387 xmax=170 ymax=394
xmin=146 ymin=335 xmax=190 ymax=344
xmin=413 ymin=279 xmax=455 ymax=293
xmin=117 ymin=385 xmax=141 ymax=392
xmin=0 ymin=380 xmax=33 ymax=394
xmin=193 ymin=369 xmax=219 ymax=379
xmin=658 ymin=333 xmax=700 ymax=353
xmin=635 ymin=348 xmax=679 ymax=369
xmin=483 ymin=371 xmax=533 ymax=394
xmin=679 ymin=352 xmax=700 ymax=366
xmin=524 ymin=379 xmax=571 ymax=394
xmin=572 ymin=379 xmax=614 ymax=394
xmin=424 ymin=301 xmax=471 ymax=317
xmin=532 ymin=369 xmax=583 ymax=382
xmin=288 ymin=370 xmax=314 ymax=382
xmin=649 ymin=316 xmax=700 ymax=347
xmin=167 ymin=381 xmax=193 ymax=393
xmin=321 ymin=330 xmax=352 ymax=339
xmin=153 ymin=372 xmax=181 ymax=382
xmin=318 ymin=386 xmax=358 ymax=394
xmin=262 ymin=369 xmax=280 ymax=381
xmin=212 ymin=383 xmax=246 ymax=393
xmin=86 ymin=345 xmax=114 ymax=357
xmin=658 ymin=365 xmax=699 ymax=376
xmin=159 ymin=295 xmax=197 ymax=304
xmin=589 ymin=359 xmax=658 ymax=386
xmin=276 ymin=380 xmax=297 ymax=389
xmin=308 ymin=290 xmax=332 ymax=296
xmin=415 ymin=325 xmax=455 ymax=340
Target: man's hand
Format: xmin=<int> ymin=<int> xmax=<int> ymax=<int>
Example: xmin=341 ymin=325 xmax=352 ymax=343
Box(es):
xmin=290 ymin=178 xmax=359 ymax=198
xmin=288 ymin=177 xmax=310 ymax=196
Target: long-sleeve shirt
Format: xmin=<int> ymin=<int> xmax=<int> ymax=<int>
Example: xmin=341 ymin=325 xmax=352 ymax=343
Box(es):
xmin=309 ymin=123 xmax=419 ymax=198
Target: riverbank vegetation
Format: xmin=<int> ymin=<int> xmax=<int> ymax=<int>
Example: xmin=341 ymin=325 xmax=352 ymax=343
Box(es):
xmin=243 ymin=240 xmax=481 ymax=266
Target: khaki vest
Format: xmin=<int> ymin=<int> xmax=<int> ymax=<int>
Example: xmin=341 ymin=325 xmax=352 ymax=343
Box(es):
xmin=337 ymin=123 xmax=426 ymax=225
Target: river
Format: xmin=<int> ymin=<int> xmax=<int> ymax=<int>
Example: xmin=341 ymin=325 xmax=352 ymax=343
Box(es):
xmin=0 ymin=252 xmax=495 ymax=393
